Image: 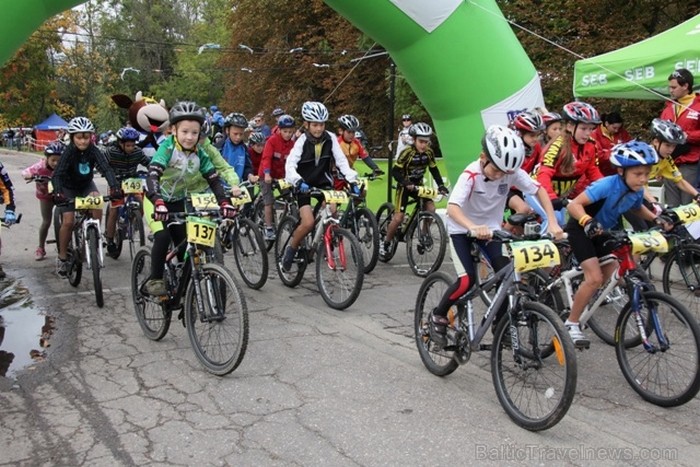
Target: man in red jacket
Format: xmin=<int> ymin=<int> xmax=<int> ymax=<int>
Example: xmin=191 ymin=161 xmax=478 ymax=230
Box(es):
xmin=660 ymin=68 xmax=700 ymax=206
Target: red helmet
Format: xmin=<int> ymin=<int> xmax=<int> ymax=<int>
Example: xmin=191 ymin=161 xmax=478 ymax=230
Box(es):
xmin=541 ymin=111 xmax=562 ymax=126
xmin=562 ymin=102 xmax=601 ymax=124
xmin=511 ymin=111 xmax=545 ymax=133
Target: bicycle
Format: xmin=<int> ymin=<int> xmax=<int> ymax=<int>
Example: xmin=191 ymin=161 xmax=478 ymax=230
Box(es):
xmin=544 ymin=228 xmax=700 ymax=407
xmin=107 ymin=175 xmax=146 ymax=260
xmin=275 ymin=187 xmax=365 ymax=310
xmin=338 ymin=173 xmax=380 ymax=274
xmin=415 ymin=230 xmax=577 ymax=431
xmin=56 ymin=195 xmax=111 ymax=308
xmin=376 ymin=185 xmax=447 ymax=277
xmin=251 ymin=178 xmax=297 ymax=251
xmin=130 ymin=207 xmax=249 ymax=376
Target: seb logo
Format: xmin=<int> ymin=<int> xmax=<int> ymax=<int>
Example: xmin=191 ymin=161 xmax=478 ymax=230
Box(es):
xmin=624 ymin=66 xmax=655 ymax=81
xmin=579 ymin=73 xmax=607 ymax=87
xmin=580 ymin=66 xmax=655 ymax=87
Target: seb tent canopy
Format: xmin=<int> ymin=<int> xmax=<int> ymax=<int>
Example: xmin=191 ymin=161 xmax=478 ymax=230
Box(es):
xmin=573 ymin=14 xmax=700 ymax=100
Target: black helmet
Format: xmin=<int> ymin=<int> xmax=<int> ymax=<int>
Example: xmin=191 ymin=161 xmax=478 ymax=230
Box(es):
xmin=224 ymin=112 xmax=248 ymax=129
xmin=337 ymin=114 xmax=360 ymax=132
xmin=248 ymin=131 xmax=265 ymax=145
xmin=169 ymin=101 xmax=205 ymax=125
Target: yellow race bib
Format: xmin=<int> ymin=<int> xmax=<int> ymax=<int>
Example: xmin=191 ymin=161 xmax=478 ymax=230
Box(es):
xmin=322 ymin=190 xmax=350 ymax=205
xmin=190 ymin=193 xmax=218 ymax=211
xmin=121 ymin=178 xmax=143 ymax=194
xmin=672 ymin=203 xmax=700 ymax=223
xmin=230 ymin=187 xmax=252 ymax=207
xmin=75 ymin=196 xmax=104 ymax=210
xmin=186 ymin=216 xmax=217 ymax=247
xmin=628 ymin=230 xmax=668 ymax=255
xmin=416 ymin=186 xmax=438 ymax=199
xmin=278 ymin=179 xmax=293 ymax=191
xmin=510 ymin=239 xmax=560 ymax=273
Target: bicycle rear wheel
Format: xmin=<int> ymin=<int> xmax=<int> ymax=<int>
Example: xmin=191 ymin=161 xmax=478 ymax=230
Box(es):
xmin=275 ymin=216 xmax=306 ymax=287
xmin=128 ymin=210 xmax=146 ymax=259
xmin=184 ymin=263 xmax=249 ymax=376
xmin=131 ymin=247 xmax=172 ymax=341
xmin=87 ymin=226 xmax=104 ymax=308
xmin=68 ymin=229 xmax=82 ymax=287
xmin=352 ymin=207 xmax=379 ymax=274
xmin=406 ymin=211 xmax=446 ymax=277
xmin=315 ymin=227 xmax=364 ymax=310
xmin=491 ymin=301 xmax=577 ymax=431
xmin=615 ymin=291 xmax=700 ymax=407
xmin=414 ymin=271 xmax=460 ymax=376
xmin=252 ymin=197 xmax=275 ymax=252
xmin=232 ymin=217 xmax=269 ymax=290
xmin=662 ymin=242 xmax=700 ymax=323
xmin=376 ymin=202 xmax=397 ymax=262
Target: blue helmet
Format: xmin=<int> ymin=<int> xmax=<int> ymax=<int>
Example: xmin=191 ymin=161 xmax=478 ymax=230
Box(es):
xmin=116 ymin=127 xmax=140 ymax=142
xmin=277 ymin=114 xmax=295 ymax=129
xmin=610 ymin=140 xmax=659 ymax=168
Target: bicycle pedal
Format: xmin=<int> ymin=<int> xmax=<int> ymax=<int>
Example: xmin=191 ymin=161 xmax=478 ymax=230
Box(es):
xmin=479 ymin=344 xmax=492 ymax=351
xmin=575 ymin=342 xmax=590 ymax=350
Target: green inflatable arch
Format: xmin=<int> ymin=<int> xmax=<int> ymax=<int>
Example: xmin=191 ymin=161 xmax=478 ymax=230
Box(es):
xmin=5 ymin=0 xmax=542 ymax=179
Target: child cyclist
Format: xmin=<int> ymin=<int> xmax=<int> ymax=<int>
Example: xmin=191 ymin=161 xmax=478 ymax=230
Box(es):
xmin=280 ymin=101 xmax=360 ymax=272
xmin=429 ymin=125 xmax=563 ymax=347
xmin=52 ymin=117 xmax=122 ymax=277
xmin=541 ymin=111 xmax=563 ymax=145
xmin=247 ymin=131 xmax=265 ymax=179
xmin=259 ymin=114 xmax=296 ymax=241
xmin=381 ymin=122 xmax=448 ymax=257
xmin=506 ymin=110 xmax=546 ymax=217
xmin=104 ymin=127 xmax=151 ymax=257
xmin=22 ymin=141 xmax=64 ymax=260
xmin=216 ymin=112 xmax=256 ymax=184
xmin=565 ymin=140 xmax=672 ymax=347
xmin=335 ymin=114 xmax=384 ymax=188
xmin=143 ymin=101 xmax=236 ymax=296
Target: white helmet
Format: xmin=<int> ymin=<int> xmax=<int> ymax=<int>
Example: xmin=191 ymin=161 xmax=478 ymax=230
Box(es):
xmin=67 ymin=116 xmax=95 ymax=134
xmin=408 ymin=122 xmax=433 ymax=138
xmin=482 ymin=124 xmax=525 ymax=173
xmin=301 ymin=101 xmax=329 ymax=123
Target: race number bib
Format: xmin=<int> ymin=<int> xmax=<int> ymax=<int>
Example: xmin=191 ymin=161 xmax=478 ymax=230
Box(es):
xmin=628 ymin=230 xmax=668 ymax=255
xmin=416 ymin=186 xmax=438 ymax=199
xmin=121 ymin=178 xmax=143 ymax=194
xmin=190 ymin=193 xmax=218 ymax=211
xmin=278 ymin=179 xmax=293 ymax=191
xmin=230 ymin=187 xmax=252 ymax=207
xmin=510 ymin=240 xmax=560 ymax=273
xmin=672 ymin=203 xmax=700 ymax=223
xmin=75 ymin=196 xmax=103 ymax=210
xmin=322 ymin=190 xmax=349 ymax=205
xmin=186 ymin=216 xmax=217 ymax=247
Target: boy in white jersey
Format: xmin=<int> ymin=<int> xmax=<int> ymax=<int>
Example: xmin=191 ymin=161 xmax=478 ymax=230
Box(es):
xmin=429 ymin=125 xmax=563 ymax=347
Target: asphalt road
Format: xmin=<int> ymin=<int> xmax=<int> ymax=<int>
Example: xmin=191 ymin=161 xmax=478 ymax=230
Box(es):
xmin=0 ymin=148 xmax=698 ymax=466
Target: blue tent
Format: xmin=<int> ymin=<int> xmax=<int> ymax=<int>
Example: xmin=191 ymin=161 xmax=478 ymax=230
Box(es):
xmin=34 ymin=113 xmax=68 ymax=130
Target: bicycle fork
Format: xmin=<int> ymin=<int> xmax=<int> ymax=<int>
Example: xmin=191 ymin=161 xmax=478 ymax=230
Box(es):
xmin=323 ymin=222 xmax=346 ymax=271
xmin=628 ymin=278 xmax=668 ymax=353
xmin=191 ymin=263 xmax=226 ymax=323
xmin=83 ymin=220 xmax=104 ymax=270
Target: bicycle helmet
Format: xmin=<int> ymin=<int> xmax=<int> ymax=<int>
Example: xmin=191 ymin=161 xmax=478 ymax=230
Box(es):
xmin=301 ymin=101 xmax=329 ymax=123
xmin=542 ymin=111 xmax=563 ymax=126
xmin=651 ymin=118 xmax=687 ymax=145
xmin=402 ymin=114 xmax=412 ymax=121
xmin=277 ymin=114 xmax=295 ymax=129
xmin=610 ymin=140 xmax=659 ymax=168
xmin=67 ymin=116 xmax=95 ymax=134
xmin=562 ymin=101 xmax=601 ymax=124
xmin=169 ymin=101 xmax=205 ymax=125
xmin=44 ymin=141 xmax=65 ymax=156
xmin=408 ymin=122 xmax=433 ymax=138
xmin=200 ymin=119 xmax=211 ymax=139
xmin=482 ymin=124 xmax=525 ymax=173
xmin=337 ymin=114 xmax=360 ymax=132
xmin=271 ymin=107 xmax=285 ymax=117
xmin=116 ymin=127 xmax=140 ymax=142
xmin=224 ymin=112 xmax=248 ymax=129
xmin=249 ymin=131 xmax=265 ymax=145
xmin=512 ymin=111 xmax=545 ymax=133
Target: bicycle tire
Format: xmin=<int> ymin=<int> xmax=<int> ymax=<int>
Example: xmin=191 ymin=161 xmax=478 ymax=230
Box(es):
xmin=406 ymin=211 xmax=446 ymax=277
xmin=315 ymin=227 xmax=364 ymax=310
xmin=184 ymin=262 xmax=249 ymax=376
xmin=131 ymin=247 xmax=172 ymax=340
xmin=586 ymin=284 xmax=630 ymax=346
xmin=87 ymin=226 xmax=104 ymax=308
xmin=252 ymin=197 xmax=275 ymax=252
xmin=662 ymin=242 xmax=700 ymax=324
xmin=68 ymin=228 xmax=82 ymax=287
xmin=275 ymin=215 xmax=306 ymax=287
xmin=232 ymin=217 xmax=269 ymax=290
xmin=128 ymin=210 xmax=146 ymax=259
xmin=615 ymin=291 xmax=700 ymax=407
xmin=491 ymin=301 xmax=577 ymax=431
xmin=352 ymin=207 xmax=379 ymax=274
xmin=112 ymin=208 xmax=124 ymax=260
xmin=376 ymin=202 xmax=397 ymax=262
xmin=414 ymin=271 xmax=460 ymax=376
xmin=52 ymin=206 xmax=61 ymax=253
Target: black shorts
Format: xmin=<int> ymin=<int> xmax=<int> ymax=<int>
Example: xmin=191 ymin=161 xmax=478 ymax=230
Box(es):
xmin=57 ymin=182 xmax=99 ymax=213
xmin=565 ymin=222 xmax=616 ymax=263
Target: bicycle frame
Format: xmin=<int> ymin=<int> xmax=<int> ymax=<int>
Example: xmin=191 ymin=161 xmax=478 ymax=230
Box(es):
xmin=75 ymin=211 xmax=104 ymax=270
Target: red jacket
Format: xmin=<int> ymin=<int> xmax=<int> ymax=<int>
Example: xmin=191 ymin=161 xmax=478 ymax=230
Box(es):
xmin=591 ymin=125 xmax=632 ymax=176
xmin=535 ymin=135 xmax=602 ymax=200
xmin=660 ymin=93 xmax=700 ymax=165
xmin=260 ymin=132 xmax=294 ymax=179
xmin=521 ymin=142 xmax=542 ymax=175
xmin=248 ymin=146 xmax=262 ymax=176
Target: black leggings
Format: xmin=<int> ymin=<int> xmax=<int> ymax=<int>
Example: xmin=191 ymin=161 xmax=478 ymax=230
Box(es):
xmin=150 ymin=199 xmax=187 ymax=280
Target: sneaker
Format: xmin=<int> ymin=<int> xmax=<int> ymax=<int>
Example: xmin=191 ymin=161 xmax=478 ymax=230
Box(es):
xmin=280 ymin=246 xmax=296 ymax=273
xmin=35 ymin=247 xmax=46 ymax=261
xmin=379 ymin=241 xmax=389 ymax=257
xmin=144 ymin=279 xmax=167 ymax=296
xmin=429 ymin=310 xmax=449 ymax=348
xmin=56 ymin=259 xmax=68 ymax=278
xmin=264 ymin=227 xmax=276 ymax=241
xmin=565 ymin=321 xmax=590 ymax=348
xmin=106 ymin=241 xmax=118 ymax=258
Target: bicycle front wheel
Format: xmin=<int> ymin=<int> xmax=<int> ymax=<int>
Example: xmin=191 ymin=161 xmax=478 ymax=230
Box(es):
xmin=184 ymin=263 xmax=249 ymax=376
xmin=252 ymin=197 xmax=275 ymax=252
xmin=68 ymin=228 xmax=83 ymax=287
xmin=352 ymin=207 xmax=379 ymax=274
xmin=131 ymin=247 xmax=171 ymax=341
xmin=406 ymin=211 xmax=446 ymax=277
xmin=615 ymin=291 xmax=700 ymax=407
xmin=128 ymin=210 xmax=146 ymax=259
xmin=376 ymin=202 xmax=397 ymax=262
xmin=662 ymin=242 xmax=700 ymax=323
xmin=87 ymin=226 xmax=103 ymax=308
xmin=316 ymin=227 xmax=364 ymax=310
xmin=414 ymin=271 xmax=460 ymax=376
xmin=491 ymin=301 xmax=577 ymax=431
xmin=232 ymin=217 xmax=269 ymax=290
xmin=275 ymin=216 xmax=305 ymax=287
